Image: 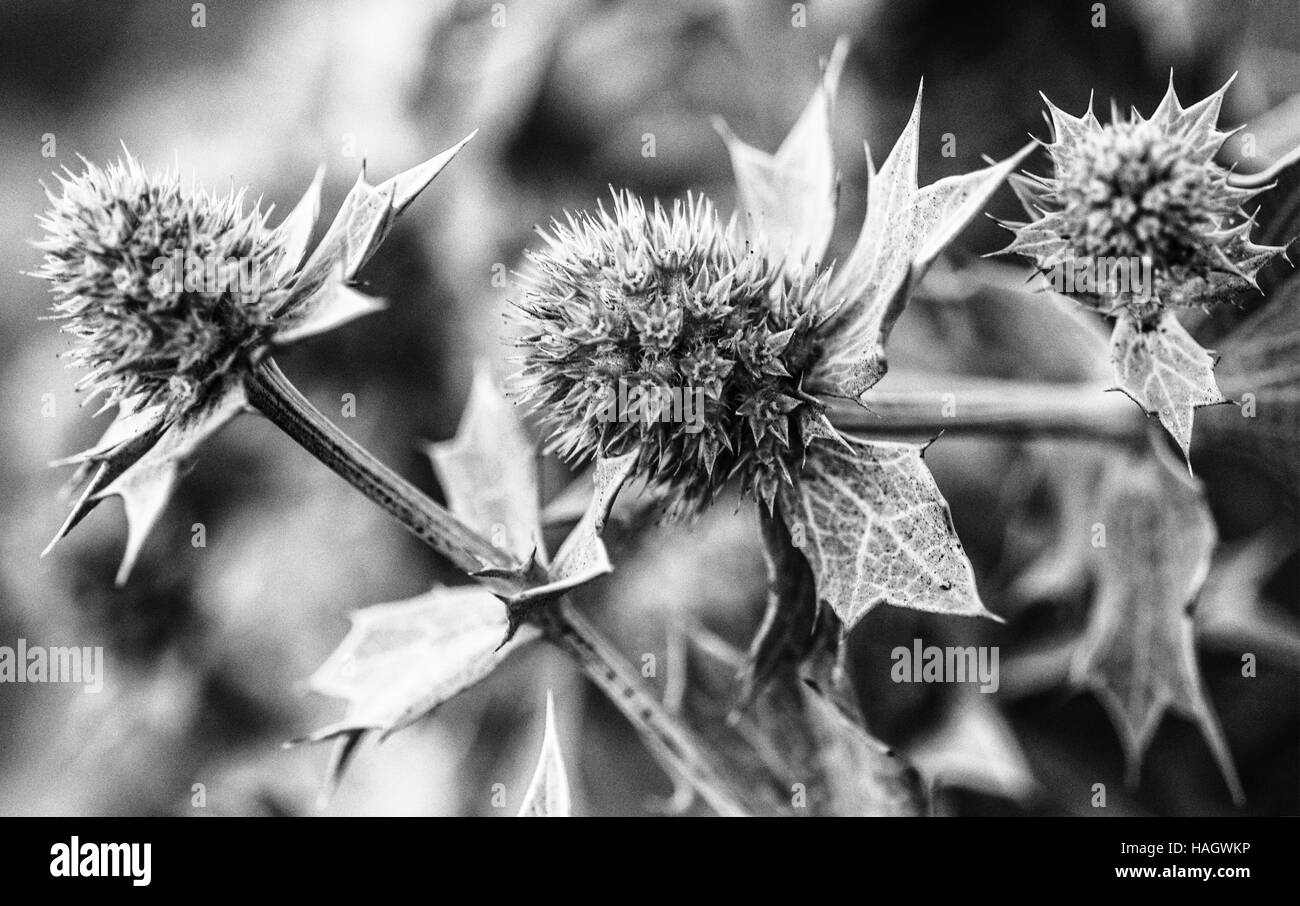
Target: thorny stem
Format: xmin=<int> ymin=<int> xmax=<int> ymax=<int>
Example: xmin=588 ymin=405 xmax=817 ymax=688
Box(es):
xmin=244 ymin=357 xmax=751 ymax=814
xmin=826 ymin=374 xmax=1149 ymax=442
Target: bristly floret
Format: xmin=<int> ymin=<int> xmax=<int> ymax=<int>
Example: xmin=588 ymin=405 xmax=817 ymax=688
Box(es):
xmin=35 ymin=153 xmax=288 ymax=418
xmin=513 ymin=191 xmax=833 ymax=515
xmin=1002 ymin=78 xmax=1288 ymax=322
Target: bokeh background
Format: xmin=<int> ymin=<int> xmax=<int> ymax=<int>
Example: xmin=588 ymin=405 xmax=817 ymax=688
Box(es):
xmin=0 ymin=0 xmax=1296 ymax=816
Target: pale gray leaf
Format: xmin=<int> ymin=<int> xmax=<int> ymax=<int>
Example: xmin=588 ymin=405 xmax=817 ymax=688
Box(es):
xmin=304 ymin=584 xmax=538 ymax=744
xmin=714 ymin=37 xmax=848 ymax=272
xmin=427 ymin=363 xmax=541 ymax=565
xmin=1069 ymin=450 xmax=1243 ymax=804
xmin=274 ymin=133 xmax=474 ymax=328
xmin=270 ymin=164 xmax=325 ymax=281
xmin=807 ymin=82 xmax=1031 ymax=401
xmin=1110 ymin=311 xmax=1227 ymax=460
xmin=779 ymin=436 xmax=995 ymax=631
xmin=45 ymin=381 xmax=247 ymax=585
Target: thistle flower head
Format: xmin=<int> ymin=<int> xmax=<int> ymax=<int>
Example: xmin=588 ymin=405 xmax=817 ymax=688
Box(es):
xmin=35 ymin=153 xmax=288 ymax=418
xmin=514 ymin=192 xmax=831 ymax=514
xmin=1003 ymin=79 xmax=1285 ymax=321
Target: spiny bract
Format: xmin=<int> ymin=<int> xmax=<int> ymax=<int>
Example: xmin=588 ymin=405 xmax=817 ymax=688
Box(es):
xmin=1003 ymin=79 xmax=1287 ymax=322
xmin=514 ymin=192 xmax=833 ymax=514
xmin=35 ymin=153 xmax=288 ymax=418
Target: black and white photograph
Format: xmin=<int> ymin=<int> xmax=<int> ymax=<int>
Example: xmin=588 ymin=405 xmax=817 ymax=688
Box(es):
xmin=0 ymin=0 xmax=1296 ymax=864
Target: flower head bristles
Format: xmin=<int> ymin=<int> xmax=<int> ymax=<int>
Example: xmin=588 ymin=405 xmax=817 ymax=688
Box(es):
xmin=513 ymin=191 xmax=832 ymax=514
xmin=35 ymin=152 xmax=289 ymax=419
xmin=1002 ymin=77 xmax=1288 ymax=322
xmin=35 ymin=136 xmax=476 ymax=585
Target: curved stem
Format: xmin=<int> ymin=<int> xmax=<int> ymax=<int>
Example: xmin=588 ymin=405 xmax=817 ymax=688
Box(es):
xmin=826 ymin=375 xmax=1148 ymax=442
xmin=245 ymin=358 xmax=509 ymax=575
xmin=245 ymin=358 xmax=749 ymax=814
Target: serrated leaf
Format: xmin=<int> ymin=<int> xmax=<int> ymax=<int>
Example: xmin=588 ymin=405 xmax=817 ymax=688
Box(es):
xmin=778 ymin=436 xmax=995 ymax=631
xmin=1070 ymin=451 xmax=1243 ymax=804
xmin=714 ymin=37 xmax=847 ymax=273
xmin=517 ymin=691 xmax=571 ymax=817
xmin=44 ymin=380 xmax=247 ymax=585
xmin=806 ymin=83 xmax=1032 ymax=401
xmin=545 ymin=450 xmax=638 ymax=586
xmin=1110 ymin=311 xmax=1226 ymax=460
xmin=303 ymin=585 xmax=538 ymax=747
xmin=271 ymin=133 xmax=474 ymax=335
xmin=428 ymin=362 xmax=541 ymax=565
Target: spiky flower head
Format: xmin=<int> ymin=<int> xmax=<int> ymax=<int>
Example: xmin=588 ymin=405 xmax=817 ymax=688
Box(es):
xmin=35 ymin=153 xmax=289 ymax=419
xmin=514 ymin=192 xmax=832 ymax=514
xmin=1003 ymin=78 xmax=1287 ymax=322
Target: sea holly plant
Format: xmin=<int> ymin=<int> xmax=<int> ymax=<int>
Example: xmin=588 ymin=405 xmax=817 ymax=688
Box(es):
xmin=1000 ymin=77 xmax=1294 ymax=460
xmin=516 ymin=37 xmax=1030 ymax=677
xmin=35 ymin=136 xmax=482 ymax=583
xmin=32 ymin=36 xmax=1299 ymax=815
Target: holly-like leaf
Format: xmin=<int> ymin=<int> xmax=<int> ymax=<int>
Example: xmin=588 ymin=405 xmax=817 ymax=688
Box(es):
xmin=778 ymin=436 xmax=995 ymax=631
xmin=714 ymin=37 xmax=848 ymax=273
xmin=806 ymin=85 xmax=1032 ymax=401
xmin=301 ymin=584 xmax=538 ymax=754
xmin=1110 ymin=310 xmax=1227 ymax=460
xmin=269 ymin=164 xmax=325 ymax=282
xmin=43 ymin=379 xmax=248 ymax=585
xmin=428 ymin=362 xmax=542 ymax=565
xmin=517 ymin=691 xmax=571 ymax=817
xmin=546 ymin=451 xmax=637 ymax=585
xmin=1070 ymin=450 xmax=1243 ymax=804
xmin=270 ymin=133 xmax=475 ymax=341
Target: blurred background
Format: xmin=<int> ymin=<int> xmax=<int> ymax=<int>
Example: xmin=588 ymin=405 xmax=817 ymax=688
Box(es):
xmin=0 ymin=0 xmax=1296 ymax=816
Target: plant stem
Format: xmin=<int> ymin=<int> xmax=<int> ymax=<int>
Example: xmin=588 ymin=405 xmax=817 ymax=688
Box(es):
xmin=244 ymin=357 xmax=750 ymax=814
xmin=245 ymin=358 xmax=508 ymax=575
xmin=825 ymin=374 xmax=1147 ymax=442
xmin=539 ymin=601 xmax=755 ymax=816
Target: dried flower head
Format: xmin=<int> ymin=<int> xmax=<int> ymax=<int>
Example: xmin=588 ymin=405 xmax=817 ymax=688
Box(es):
xmin=514 ymin=192 xmax=831 ymax=513
xmin=1003 ymin=78 xmax=1287 ymax=322
xmin=35 ymin=153 xmax=288 ymax=419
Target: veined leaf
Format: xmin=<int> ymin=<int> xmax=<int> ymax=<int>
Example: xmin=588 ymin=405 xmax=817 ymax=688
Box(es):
xmin=302 ymin=585 xmax=538 ymax=744
xmin=517 ymin=691 xmax=571 ymax=817
xmin=778 ymin=436 xmax=995 ymax=631
xmin=1110 ymin=311 xmax=1227 ymax=461
xmin=271 ymin=133 xmax=475 ymax=339
xmin=714 ymin=37 xmax=848 ymax=273
xmin=807 ymin=84 xmax=1032 ymax=401
xmin=1070 ymin=450 xmax=1243 ymax=804
xmin=428 ymin=362 xmax=542 ymax=565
